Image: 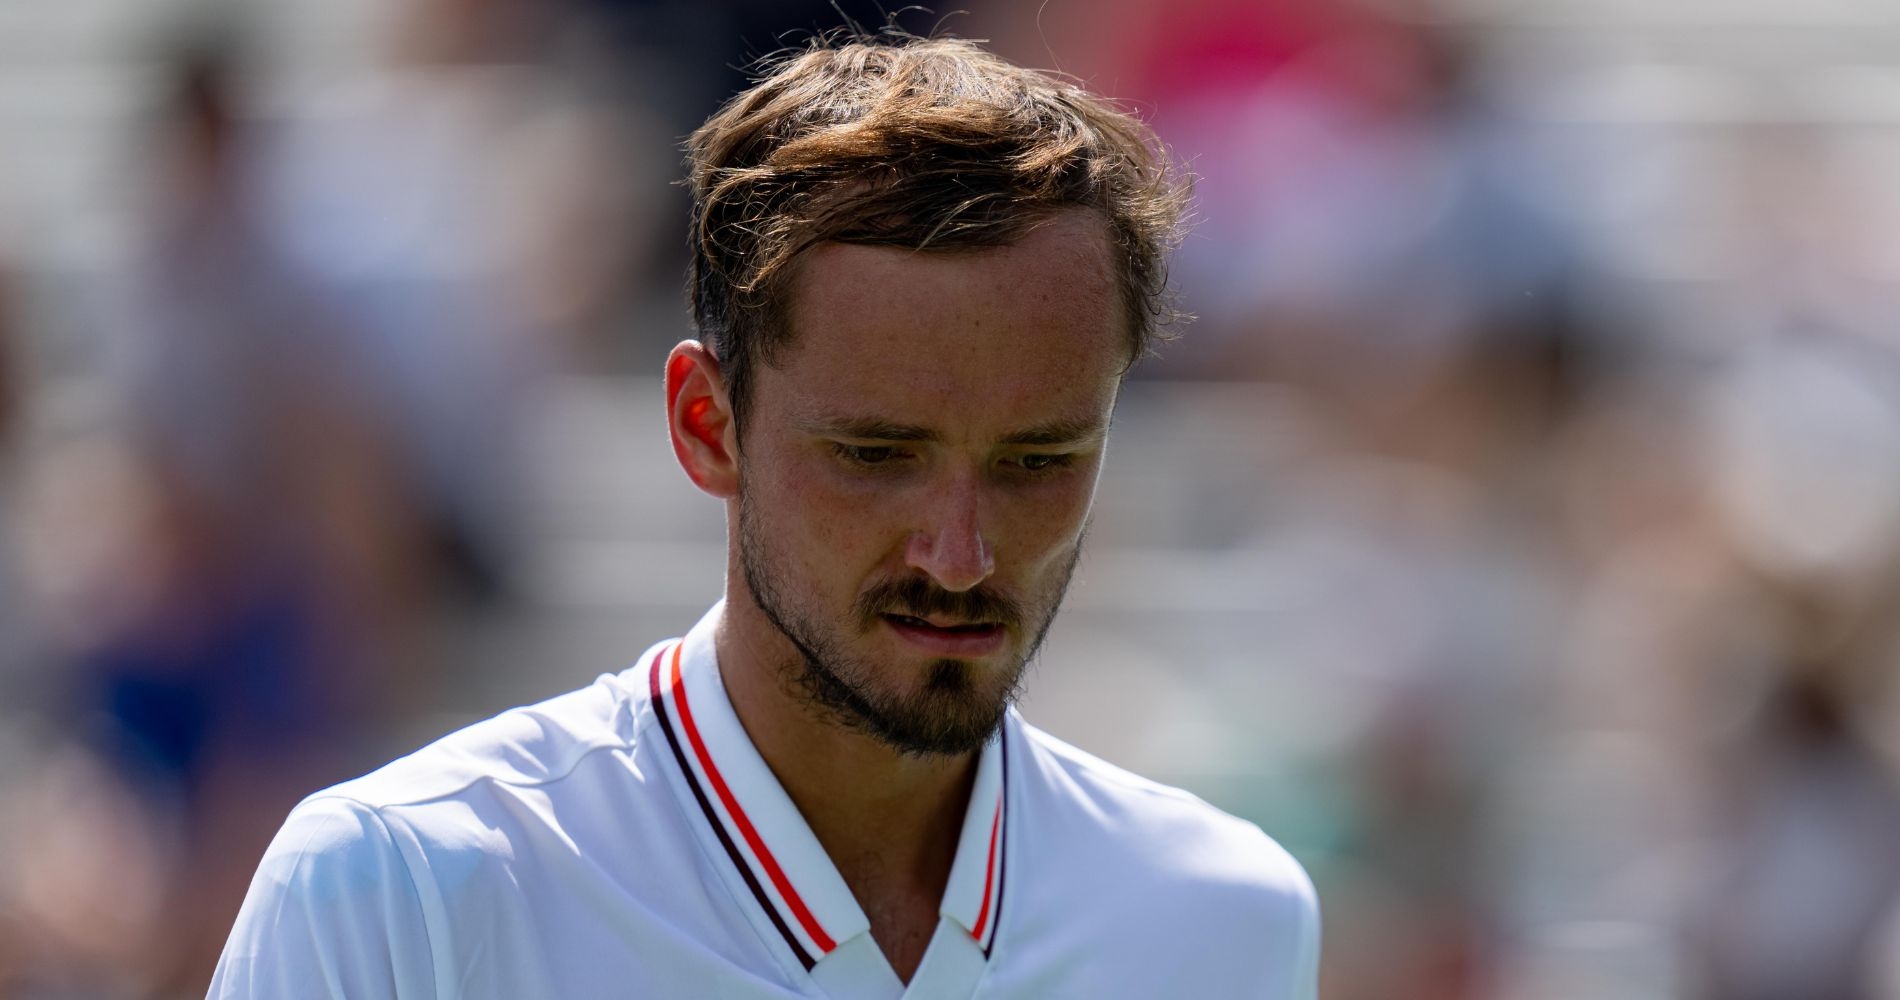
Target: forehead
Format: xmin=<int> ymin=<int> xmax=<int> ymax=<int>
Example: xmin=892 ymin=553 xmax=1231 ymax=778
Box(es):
xmin=765 ymin=211 xmax=1127 ymax=435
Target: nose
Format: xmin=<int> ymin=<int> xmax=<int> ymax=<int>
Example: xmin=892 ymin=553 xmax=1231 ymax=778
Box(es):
xmin=904 ymin=479 xmax=995 ymax=593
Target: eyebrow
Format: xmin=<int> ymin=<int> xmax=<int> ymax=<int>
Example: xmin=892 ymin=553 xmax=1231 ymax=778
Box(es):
xmin=999 ymin=418 xmax=1108 ymax=447
xmin=800 ymin=415 xmax=1108 ymax=447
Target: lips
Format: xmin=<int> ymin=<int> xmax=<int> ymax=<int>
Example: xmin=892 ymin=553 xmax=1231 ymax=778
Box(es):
xmin=879 ymin=613 xmax=1008 ymax=656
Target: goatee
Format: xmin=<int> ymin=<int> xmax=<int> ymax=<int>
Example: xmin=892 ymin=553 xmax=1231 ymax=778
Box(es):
xmin=736 ymin=489 xmax=1082 ymax=756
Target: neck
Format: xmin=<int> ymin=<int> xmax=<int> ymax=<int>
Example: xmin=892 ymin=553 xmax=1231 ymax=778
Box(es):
xmin=714 ymin=594 xmax=978 ymax=878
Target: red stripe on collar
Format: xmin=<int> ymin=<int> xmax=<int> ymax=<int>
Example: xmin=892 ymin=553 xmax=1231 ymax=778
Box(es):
xmin=662 ymin=642 xmax=838 ymax=956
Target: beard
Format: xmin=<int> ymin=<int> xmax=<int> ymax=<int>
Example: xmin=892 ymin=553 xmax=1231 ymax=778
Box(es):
xmin=737 ymin=487 xmax=1083 ymax=757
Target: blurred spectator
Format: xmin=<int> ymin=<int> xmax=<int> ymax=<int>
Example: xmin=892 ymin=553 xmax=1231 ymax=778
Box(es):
xmin=255 ymin=0 xmax=679 ymax=586
xmin=0 ymin=35 xmax=346 ymax=994
xmin=1695 ymin=649 xmax=1900 ymax=1000
xmin=1687 ymin=332 xmax=1900 ymax=1000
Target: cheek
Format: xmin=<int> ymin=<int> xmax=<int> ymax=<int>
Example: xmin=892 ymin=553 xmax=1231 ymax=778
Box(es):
xmin=1000 ymin=477 xmax=1098 ymax=572
xmin=752 ymin=449 xmax=901 ymax=563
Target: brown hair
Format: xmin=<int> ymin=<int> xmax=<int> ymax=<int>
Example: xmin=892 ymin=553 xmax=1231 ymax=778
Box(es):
xmin=685 ymin=34 xmax=1188 ymax=432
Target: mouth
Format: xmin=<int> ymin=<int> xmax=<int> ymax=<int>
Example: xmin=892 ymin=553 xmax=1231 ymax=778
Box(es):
xmin=878 ymin=613 xmax=1008 ymax=656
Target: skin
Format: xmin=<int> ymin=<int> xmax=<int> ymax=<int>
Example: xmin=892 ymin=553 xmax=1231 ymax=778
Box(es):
xmin=664 ymin=209 xmax=1127 ymax=981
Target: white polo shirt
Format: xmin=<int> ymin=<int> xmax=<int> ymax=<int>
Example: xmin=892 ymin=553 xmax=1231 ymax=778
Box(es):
xmin=210 ymin=605 xmax=1320 ymax=999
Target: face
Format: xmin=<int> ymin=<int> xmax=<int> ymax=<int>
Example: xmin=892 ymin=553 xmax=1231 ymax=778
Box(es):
xmin=734 ymin=211 xmax=1127 ymax=757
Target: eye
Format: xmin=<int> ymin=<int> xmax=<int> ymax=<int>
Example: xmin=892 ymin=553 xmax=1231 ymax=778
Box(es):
xmin=1015 ymin=453 xmax=1074 ymax=473
xmin=833 ymin=443 xmax=902 ymax=466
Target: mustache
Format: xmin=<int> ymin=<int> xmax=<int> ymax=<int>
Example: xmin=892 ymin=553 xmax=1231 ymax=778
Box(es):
xmin=855 ymin=575 xmax=1024 ymax=629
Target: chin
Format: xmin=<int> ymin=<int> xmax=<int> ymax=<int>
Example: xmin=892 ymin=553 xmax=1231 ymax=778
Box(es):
xmin=847 ymin=654 xmax=1023 ymax=757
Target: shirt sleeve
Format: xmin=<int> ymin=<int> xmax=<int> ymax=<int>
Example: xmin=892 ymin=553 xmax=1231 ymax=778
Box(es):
xmin=208 ymin=796 xmax=436 ymax=999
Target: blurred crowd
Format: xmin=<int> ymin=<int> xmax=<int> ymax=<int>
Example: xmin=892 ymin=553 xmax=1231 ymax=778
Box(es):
xmin=0 ymin=0 xmax=1896 ymax=997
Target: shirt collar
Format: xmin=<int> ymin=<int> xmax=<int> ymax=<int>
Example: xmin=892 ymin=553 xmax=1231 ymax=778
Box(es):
xmin=646 ymin=603 xmax=1010 ymax=971
xmin=939 ymin=716 xmax=1007 ymax=953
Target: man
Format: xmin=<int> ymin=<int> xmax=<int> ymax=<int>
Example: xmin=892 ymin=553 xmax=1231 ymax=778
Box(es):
xmin=211 ymin=35 xmax=1320 ymax=999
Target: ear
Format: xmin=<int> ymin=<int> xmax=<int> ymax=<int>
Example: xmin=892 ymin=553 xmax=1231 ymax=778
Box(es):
xmin=665 ymin=341 xmax=740 ymax=499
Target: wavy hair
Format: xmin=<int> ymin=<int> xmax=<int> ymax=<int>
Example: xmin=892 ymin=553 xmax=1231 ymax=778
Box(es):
xmin=685 ymin=35 xmax=1189 ymax=431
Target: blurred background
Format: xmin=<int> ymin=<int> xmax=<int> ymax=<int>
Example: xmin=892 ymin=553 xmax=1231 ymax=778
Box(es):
xmin=0 ymin=0 xmax=1898 ymax=996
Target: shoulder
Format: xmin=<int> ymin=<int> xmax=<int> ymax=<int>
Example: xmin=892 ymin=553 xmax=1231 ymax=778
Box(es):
xmin=255 ymin=667 xmax=652 ymax=916
xmin=1016 ymin=718 xmax=1312 ymax=893
xmin=1011 ymin=718 xmax=1321 ymax=959
xmin=245 ymin=794 xmax=422 ymax=906
xmin=322 ymin=670 xmax=643 ymax=811
xmin=280 ymin=667 xmax=657 ymax=894
xmin=212 ymin=669 xmax=660 ymax=997
xmin=212 ymin=796 xmax=437 ymax=997
xmin=999 ymin=718 xmax=1321 ymax=998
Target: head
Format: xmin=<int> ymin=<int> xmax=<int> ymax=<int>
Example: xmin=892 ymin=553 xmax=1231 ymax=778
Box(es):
xmin=666 ymin=36 xmax=1186 ymax=757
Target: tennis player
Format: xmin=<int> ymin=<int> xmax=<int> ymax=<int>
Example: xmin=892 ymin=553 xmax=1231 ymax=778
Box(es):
xmin=211 ymin=35 xmax=1320 ymax=999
